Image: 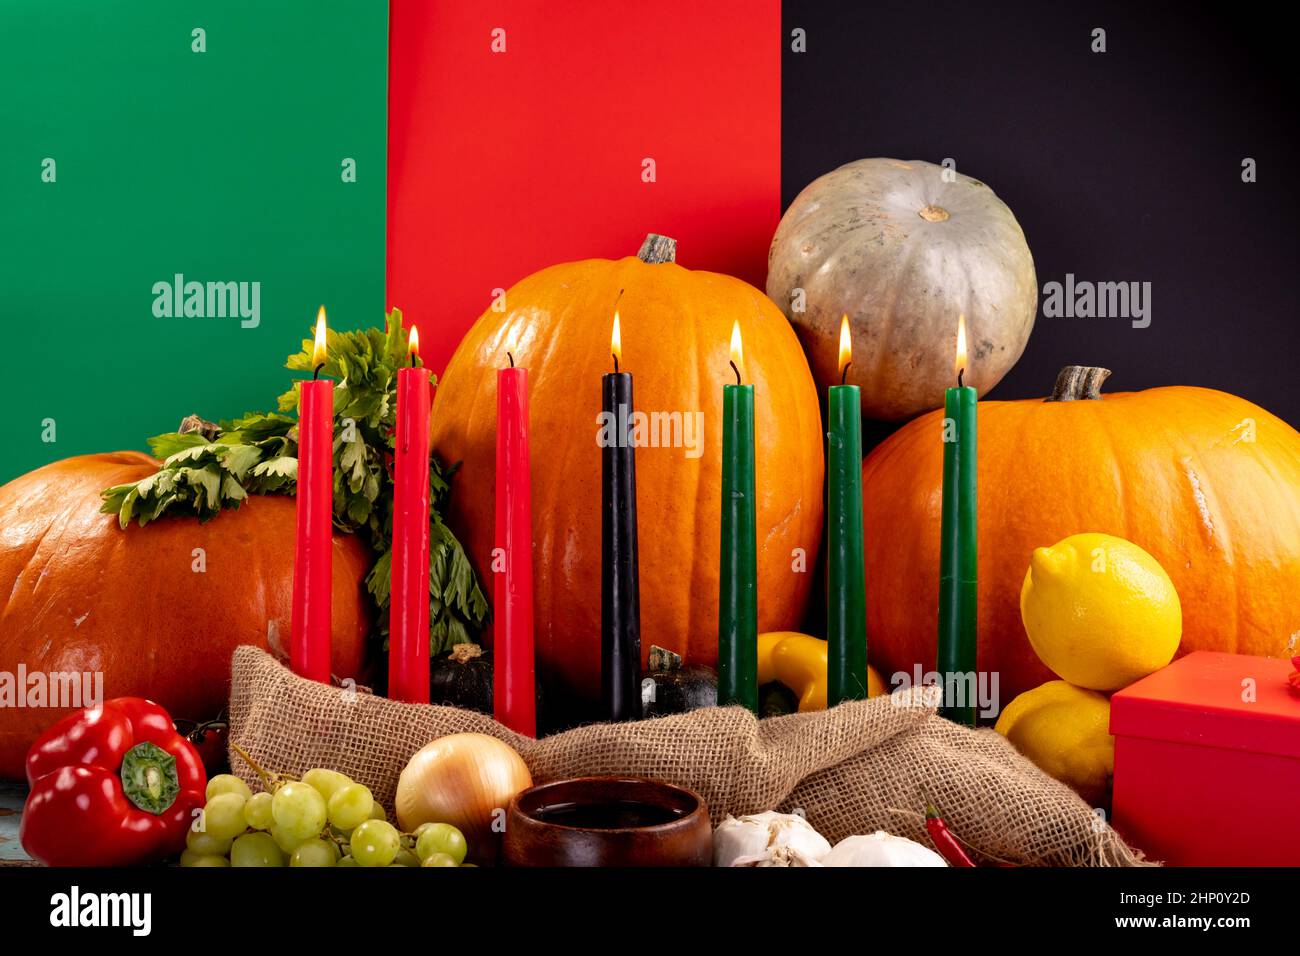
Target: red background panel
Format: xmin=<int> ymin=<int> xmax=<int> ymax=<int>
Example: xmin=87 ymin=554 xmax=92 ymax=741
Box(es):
xmin=387 ymin=0 xmax=782 ymax=373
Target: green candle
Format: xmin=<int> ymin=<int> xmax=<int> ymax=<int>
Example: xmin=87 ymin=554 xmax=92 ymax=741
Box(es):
xmin=718 ymin=321 xmax=758 ymax=712
xmin=827 ymin=315 xmax=867 ymax=705
xmin=937 ymin=316 xmax=978 ymax=725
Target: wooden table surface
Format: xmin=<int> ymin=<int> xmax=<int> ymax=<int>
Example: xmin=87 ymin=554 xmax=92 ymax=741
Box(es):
xmin=0 ymin=780 xmax=32 ymax=864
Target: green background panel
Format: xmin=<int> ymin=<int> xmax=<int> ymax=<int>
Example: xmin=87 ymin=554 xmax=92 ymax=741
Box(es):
xmin=0 ymin=0 xmax=389 ymax=482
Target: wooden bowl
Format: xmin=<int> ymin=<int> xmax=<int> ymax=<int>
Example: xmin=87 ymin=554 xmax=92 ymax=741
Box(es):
xmin=502 ymin=776 xmax=712 ymax=867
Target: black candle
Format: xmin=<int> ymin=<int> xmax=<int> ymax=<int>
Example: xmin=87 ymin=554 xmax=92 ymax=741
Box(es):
xmin=601 ymin=312 xmax=641 ymax=721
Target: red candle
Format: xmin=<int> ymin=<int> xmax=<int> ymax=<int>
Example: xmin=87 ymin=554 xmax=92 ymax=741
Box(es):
xmin=494 ymin=352 xmax=535 ymax=736
xmin=389 ymin=325 xmax=432 ymax=703
xmin=291 ymin=306 xmax=334 ymax=683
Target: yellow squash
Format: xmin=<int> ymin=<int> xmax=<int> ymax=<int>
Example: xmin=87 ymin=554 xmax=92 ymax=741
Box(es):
xmin=758 ymin=631 xmax=884 ymax=711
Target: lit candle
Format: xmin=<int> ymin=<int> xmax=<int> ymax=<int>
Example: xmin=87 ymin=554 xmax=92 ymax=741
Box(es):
xmin=937 ymin=314 xmax=978 ymax=725
xmin=718 ymin=321 xmax=758 ymax=713
xmin=494 ymin=347 xmax=536 ymax=736
xmin=291 ymin=306 xmax=334 ymax=683
xmin=827 ymin=315 xmax=867 ymax=705
xmin=601 ymin=308 xmax=641 ymax=722
xmin=389 ymin=325 xmax=431 ymax=703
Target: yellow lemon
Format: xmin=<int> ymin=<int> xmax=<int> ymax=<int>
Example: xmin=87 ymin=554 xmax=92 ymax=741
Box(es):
xmin=1020 ymin=532 xmax=1181 ymax=692
xmin=994 ymin=680 xmax=1114 ymax=805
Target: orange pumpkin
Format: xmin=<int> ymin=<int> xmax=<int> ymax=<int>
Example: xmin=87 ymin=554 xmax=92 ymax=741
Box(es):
xmin=0 ymin=452 xmax=374 ymax=778
xmin=429 ymin=235 xmax=824 ymax=709
xmin=862 ymin=366 xmax=1300 ymax=704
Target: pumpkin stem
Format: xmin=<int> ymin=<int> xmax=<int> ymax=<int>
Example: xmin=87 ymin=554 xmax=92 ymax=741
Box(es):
xmin=647 ymin=644 xmax=683 ymax=674
xmin=449 ymin=643 xmax=483 ymax=663
xmin=637 ymin=234 xmax=678 ymax=264
xmin=1047 ymin=365 xmax=1112 ymax=402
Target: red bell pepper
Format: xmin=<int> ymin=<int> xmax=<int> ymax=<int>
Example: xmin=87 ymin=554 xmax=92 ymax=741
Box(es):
xmin=21 ymin=697 xmax=207 ymax=867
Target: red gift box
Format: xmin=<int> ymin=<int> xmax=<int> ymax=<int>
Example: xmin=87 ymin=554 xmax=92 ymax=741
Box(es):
xmin=1111 ymin=651 xmax=1300 ymax=866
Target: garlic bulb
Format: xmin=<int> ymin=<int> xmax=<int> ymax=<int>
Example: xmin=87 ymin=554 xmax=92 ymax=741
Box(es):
xmin=821 ymin=832 xmax=948 ymax=867
xmin=748 ymin=845 xmax=825 ymax=868
xmin=713 ymin=811 xmax=832 ymax=867
xmin=712 ymin=815 xmax=770 ymax=865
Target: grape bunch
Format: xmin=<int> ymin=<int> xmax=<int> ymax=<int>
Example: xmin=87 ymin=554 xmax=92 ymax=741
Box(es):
xmin=182 ymin=765 xmax=471 ymax=868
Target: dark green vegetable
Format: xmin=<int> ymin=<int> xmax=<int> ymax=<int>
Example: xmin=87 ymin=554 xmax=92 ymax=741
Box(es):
xmin=641 ymin=645 xmax=717 ymax=717
xmin=428 ymin=643 xmax=545 ymax=725
xmin=759 ymin=682 xmax=798 ymax=719
xmin=429 ymin=643 xmax=495 ymax=714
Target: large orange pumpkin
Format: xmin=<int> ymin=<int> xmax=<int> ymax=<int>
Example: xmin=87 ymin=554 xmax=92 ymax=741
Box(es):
xmin=0 ymin=452 xmax=374 ymax=778
xmin=862 ymin=366 xmax=1300 ymax=704
xmin=429 ymin=235 xmax=824 ymax=711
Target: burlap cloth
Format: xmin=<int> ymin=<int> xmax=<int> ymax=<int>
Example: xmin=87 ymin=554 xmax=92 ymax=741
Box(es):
xmin=228 ymin=646 xmax=1150 ymax=866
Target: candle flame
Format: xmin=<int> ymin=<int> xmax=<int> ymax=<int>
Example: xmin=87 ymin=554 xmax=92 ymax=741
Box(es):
xmin=312 ymin=306 xmax=328 ymax=367
xmin=611 ymin=309 xmax=623 ymax=368
xmin=955 ymin=313 xmax=968 ymax=379
xmin=729 ymin=320 xmax=745 ymax=383
xmin=837 ymin=313 xmax=852 ymax=379
xmin=408 ymin=325 xmax=420 ymax=361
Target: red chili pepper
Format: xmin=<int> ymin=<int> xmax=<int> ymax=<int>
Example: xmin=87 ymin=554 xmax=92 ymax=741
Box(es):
xmin=925 ymin=801 xmax=976 ymax=867
xmin=21 ymin=697 xmax=207 ymax=867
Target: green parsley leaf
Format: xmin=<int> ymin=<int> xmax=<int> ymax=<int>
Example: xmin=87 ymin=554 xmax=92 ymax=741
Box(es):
xmin=99 ymin=309 xmax=488 ymax=655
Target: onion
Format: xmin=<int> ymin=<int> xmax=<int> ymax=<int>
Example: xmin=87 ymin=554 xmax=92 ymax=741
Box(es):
xmin=395 ymin=733 xmax=532 ymax=864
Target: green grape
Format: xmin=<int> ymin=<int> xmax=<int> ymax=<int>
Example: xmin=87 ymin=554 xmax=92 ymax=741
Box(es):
xmin=392 ymin=848 xmax=421 ymax=867
xmin=271 ymin=782 xmax=327 ymax=840
xmin=180 ymin=848 xmax=230 ymax=867
xmin=421 ymin=852 xmax=459 ymax=867
xmin=349 ymin=820 xmax=401 ymax=867
xmin=369 ymin=802 xmax=388 ymax=822
xmin=327 ymin=783 xmax=374 ymax=831
xmin=205 ymin=774 xmax=252 ymax=802
xmin=270 ymin=824 xmax=312 ymax=854
xmin=243 ymin=791 xmax=275 ymax=831
xmin=185 ymin=828 xmax=233 ymax=856
xmin=230 ymin=832 xmax=286 ymax=867
xmin=302 ymin=768 xmax=352 ymax=803
xmin=290 ymin=838 xmax=341 ymax=867
xmin=415 ymin=823 xmax=468 ymax=865
xmin=336 ymin=855 xmax=360 ymax=867
xmin=203 ymin=792 xmax=250 ymax=841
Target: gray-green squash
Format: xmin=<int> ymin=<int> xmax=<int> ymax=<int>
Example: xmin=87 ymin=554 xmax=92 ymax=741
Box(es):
xmin=766 ymin=158 xmax=1037 ymax=421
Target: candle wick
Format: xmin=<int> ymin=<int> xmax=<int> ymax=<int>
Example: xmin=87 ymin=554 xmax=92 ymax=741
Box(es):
xmin=729 ymin=359 xmax=741 ymax=385
xmin=613 ymin=353 xmax=620 ymax=374
xmin=507 ymin=351 xmax=515 ymax=368
xmin=312 ymin=362 xmax=325 ymax=381
xmin=958 ymin=367 xmax=965 ymax=388
xmin=841 ymin=362 xmax=851 ymax=385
